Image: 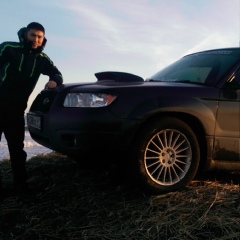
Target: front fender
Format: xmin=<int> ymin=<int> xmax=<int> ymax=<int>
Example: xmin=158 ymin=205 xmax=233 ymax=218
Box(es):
xmin=126 ymin=96 xmax=218 ymax=136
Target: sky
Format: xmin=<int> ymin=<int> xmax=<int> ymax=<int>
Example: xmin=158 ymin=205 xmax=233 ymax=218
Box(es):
xmin=1 ymin=0 xmax=240 ymax=112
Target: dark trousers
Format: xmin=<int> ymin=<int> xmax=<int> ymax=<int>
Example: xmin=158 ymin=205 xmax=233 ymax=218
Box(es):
xmin=0 ymin=110 xmax=27 ymax=186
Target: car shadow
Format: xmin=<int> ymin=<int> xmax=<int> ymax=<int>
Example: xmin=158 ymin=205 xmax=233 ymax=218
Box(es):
xmin=195 ymin=170 xmax=240 ymax=185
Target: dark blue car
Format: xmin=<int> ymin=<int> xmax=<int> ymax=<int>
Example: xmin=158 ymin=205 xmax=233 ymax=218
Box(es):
xmin=27 ymin=48 xmax=240 ymax=194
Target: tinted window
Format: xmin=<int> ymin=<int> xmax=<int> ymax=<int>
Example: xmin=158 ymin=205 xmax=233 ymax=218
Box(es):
xmin=149 ymin=50 xmax=240 ymax=85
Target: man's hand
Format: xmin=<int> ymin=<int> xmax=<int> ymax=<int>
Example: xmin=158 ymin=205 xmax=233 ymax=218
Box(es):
xmin=45 ymin=80 xmax=57 ymax=89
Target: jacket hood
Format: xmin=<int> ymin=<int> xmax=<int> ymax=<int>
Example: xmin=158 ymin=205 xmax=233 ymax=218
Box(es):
xmin=17 ymin=27 xmax=47 ymax=52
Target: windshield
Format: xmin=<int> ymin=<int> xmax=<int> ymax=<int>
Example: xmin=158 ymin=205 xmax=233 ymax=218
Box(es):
xmin=148 ymin=50 xmax=240 ymax=85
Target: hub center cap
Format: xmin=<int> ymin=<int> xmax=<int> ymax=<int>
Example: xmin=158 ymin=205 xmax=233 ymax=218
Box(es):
xmin=160 ymin=148 xmax=176 ymax=166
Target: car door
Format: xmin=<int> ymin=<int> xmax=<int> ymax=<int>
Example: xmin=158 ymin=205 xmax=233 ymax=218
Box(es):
xmin=213 ymin=77 xmax=240 ymax=161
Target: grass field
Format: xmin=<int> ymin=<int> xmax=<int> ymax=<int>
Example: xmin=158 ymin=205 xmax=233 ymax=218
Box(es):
xmin=0 ymin=152 xmax=240 ymax=240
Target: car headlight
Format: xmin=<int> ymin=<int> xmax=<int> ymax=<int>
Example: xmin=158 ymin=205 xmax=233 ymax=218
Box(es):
xmin=63 ymin=93 xmax=117 ymax=107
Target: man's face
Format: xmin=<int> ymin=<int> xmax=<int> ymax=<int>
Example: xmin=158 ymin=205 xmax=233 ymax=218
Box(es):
xmin=26 ymin=29 xmax=44 ymax=49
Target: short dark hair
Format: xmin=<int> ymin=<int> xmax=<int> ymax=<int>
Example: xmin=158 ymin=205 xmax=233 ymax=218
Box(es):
xmin=27 ymin=22 xmax=45 ymax=33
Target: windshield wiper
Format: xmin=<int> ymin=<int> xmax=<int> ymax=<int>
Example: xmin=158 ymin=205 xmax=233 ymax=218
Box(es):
xmin=174 ymin=80 xmax=205 ymax=85
xmin=146 ymin=78 xmax=156 ymax=82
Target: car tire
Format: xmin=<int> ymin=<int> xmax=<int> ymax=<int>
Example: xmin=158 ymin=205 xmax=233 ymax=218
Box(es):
xmin=134 ymin=117 xmax=200 ymax=194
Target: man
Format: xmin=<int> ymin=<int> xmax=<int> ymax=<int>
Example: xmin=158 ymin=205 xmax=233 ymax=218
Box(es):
xmin=0 ymin=22 xmax=63 ymax=198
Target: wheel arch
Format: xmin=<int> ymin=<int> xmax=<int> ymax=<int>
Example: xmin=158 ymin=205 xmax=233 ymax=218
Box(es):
xmin=133 ymin=112 xmax=208 ymax=171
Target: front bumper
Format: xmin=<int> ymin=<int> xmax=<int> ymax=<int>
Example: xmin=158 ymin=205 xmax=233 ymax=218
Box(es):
xmin=27 ymin=107 xmax=140 ymax=158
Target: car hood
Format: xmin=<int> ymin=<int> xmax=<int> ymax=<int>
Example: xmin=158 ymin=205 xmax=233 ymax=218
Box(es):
xmin=55 ymin=71 xmax=220 ymax=100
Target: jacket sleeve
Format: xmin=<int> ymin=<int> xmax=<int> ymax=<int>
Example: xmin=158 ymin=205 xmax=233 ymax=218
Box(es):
xmin=41 ymin=54 xmax=63 ymax=85
xmin=0 ymin=42 xmax=9 ymax=68
xmin=0 ymin=43 xmax=10 ymax=86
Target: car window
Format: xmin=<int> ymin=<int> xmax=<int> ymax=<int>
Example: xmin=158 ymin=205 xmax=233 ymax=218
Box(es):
xmin=149 ymin=50 xmax=240 ymax=85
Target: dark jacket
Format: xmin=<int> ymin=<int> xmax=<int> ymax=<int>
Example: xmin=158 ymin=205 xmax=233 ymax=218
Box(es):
xmin=0 ymin=27 xmax=63 ymax=112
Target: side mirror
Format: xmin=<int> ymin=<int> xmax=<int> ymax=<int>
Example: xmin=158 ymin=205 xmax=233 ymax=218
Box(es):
xmin=223 ymin=73 xmax=240 ymax=99
xmin=228 ymin=81 xmax=240 ymax=91
xmin=227 ymin=72 xmax=240 ymax=91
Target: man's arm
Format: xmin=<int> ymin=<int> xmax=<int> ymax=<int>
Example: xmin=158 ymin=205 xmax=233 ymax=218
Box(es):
xmin=41 ymin=54 xmax=63 ymax=88
xmin=0 ymin=42 xmax=9 ymax=67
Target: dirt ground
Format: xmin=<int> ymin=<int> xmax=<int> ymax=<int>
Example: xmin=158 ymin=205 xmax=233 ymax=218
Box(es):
xmin=0 ymin=152 xmax=240 ymax=240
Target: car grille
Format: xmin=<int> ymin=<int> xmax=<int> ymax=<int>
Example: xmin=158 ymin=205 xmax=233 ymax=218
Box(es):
xmin=29 ymin=91 xmax=59 ymax=113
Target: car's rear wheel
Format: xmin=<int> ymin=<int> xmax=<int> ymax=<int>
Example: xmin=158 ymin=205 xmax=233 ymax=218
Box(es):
xmin=134 ymin=117 xmax=200 ymax=194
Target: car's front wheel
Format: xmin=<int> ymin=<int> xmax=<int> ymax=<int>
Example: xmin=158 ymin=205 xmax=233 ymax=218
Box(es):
xmin=134 ymin=117 xmax=200 ymax=194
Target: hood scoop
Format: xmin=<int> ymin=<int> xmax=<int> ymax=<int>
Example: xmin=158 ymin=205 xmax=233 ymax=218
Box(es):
xmin=95 ymin=71 xmax=144 ymax=82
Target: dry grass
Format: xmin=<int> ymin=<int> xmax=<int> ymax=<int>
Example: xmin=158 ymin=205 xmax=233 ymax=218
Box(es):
xmin=0 ymin=152 xmax=240 ymax=240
